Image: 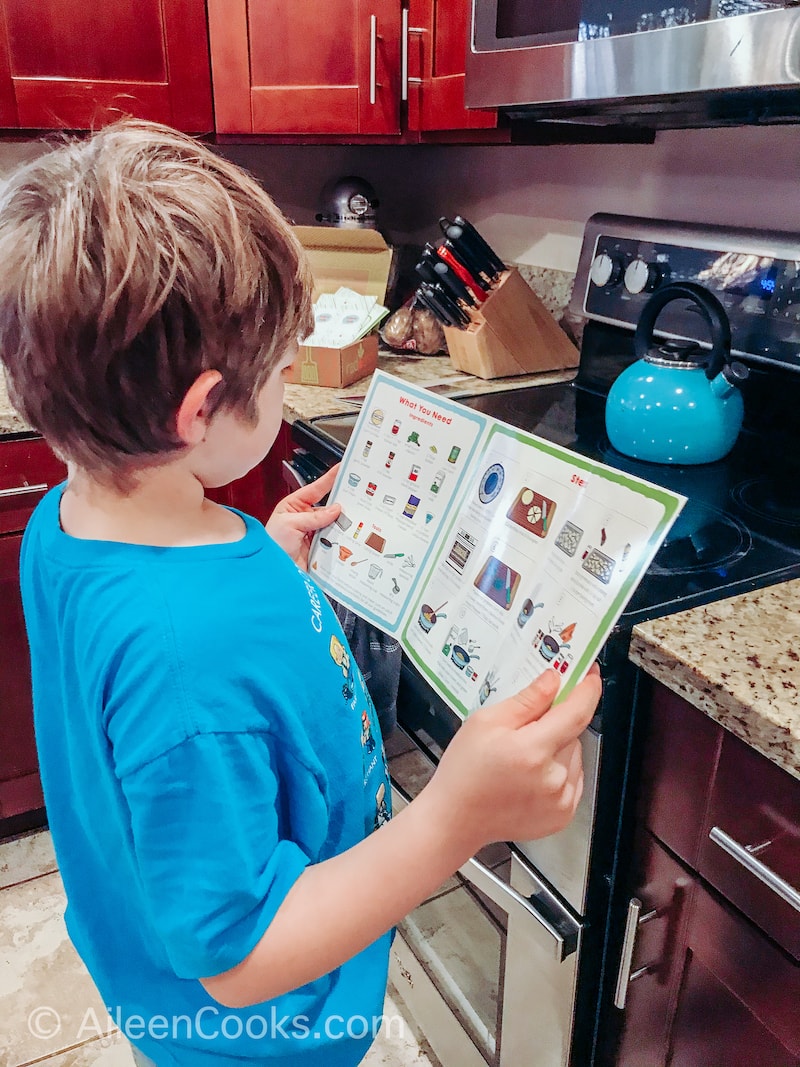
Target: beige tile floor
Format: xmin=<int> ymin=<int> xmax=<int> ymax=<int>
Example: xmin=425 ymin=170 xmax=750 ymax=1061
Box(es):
xmin=0 ymin=829 xmax=440 ymax=1067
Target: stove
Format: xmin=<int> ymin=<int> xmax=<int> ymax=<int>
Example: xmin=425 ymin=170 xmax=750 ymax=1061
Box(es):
xmin=290 ymin=215 xmax=800 ymax=1067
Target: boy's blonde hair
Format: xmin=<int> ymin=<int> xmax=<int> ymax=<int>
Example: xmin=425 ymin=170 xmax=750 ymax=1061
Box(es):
xmin=0 ymin=120 xmax=313 ymax=479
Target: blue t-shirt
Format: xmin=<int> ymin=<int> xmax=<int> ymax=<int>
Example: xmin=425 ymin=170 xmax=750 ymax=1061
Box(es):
xmin=20 ymin=485 xmax=392 ymax=1067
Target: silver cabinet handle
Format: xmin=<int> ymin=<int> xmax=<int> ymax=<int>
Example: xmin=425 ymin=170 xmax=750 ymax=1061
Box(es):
xmin=0 ymin=482 xmax=48 ymax=499
xmin=400 ymin=10 xmax=424 ymax=101
xmin=709 ymin=825 xmax=800 ymax=913
xmin=280 ymin=459 xmax=306 ymax=492
xmin=613 ymin=897 xmax=659 ymax=1009
xmin=390 ymin=780 xmax=577 ymax=962
xmin=369 ymin=14 xmax=378 ymax=105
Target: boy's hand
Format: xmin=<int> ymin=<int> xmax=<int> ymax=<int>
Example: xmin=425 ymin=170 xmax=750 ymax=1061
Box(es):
xmin=424 ymin=665 xmax=601 ymax=854
xmin=266 ymin=465 xmax=342 ymax=569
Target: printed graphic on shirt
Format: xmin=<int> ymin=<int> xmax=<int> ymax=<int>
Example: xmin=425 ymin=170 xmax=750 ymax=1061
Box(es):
xmin=329 ymin=633 xmax=356 ymax=703
xmin=327 ymin=623 xmax=391 ymax=836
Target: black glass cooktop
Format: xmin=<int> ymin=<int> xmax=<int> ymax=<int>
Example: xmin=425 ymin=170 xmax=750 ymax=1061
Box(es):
xmin=299 ymin=380 xmax=800 ymax=627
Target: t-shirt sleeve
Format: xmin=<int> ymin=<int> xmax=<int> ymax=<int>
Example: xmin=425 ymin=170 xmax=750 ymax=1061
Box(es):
xmin=119 ymin=730 xmax=314 ymax=980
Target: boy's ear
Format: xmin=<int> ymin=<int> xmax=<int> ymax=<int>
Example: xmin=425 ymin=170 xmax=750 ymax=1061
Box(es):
xmin=175 ymin=370 xmax=224 ymax=446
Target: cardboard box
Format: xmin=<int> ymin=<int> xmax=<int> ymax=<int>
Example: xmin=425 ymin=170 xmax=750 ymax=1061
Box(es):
xmin=290 ymin=334 xmax=378 ymax=388
xmin=288 ymin=226 xmax=392 ymax=387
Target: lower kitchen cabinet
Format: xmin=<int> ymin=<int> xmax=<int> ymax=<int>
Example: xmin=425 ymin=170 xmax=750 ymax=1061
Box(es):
xmin=617 ymin=830 xmax=799 ymax=1067
xmin=614 ymin=680 xmax=800 ymax=1067
xmin=0 ymin=436 xmax=66 ymax=832
xmin=0 ymin=533 xmax=45 ymax=826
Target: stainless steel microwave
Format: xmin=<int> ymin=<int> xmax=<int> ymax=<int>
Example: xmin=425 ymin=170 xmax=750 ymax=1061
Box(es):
xmin=465 ymin=1 xmax=800 ymax=128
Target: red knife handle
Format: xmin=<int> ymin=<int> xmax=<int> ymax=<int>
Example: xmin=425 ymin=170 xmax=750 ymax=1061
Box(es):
xmin=436 ymin=245 xmax=488 ymax=303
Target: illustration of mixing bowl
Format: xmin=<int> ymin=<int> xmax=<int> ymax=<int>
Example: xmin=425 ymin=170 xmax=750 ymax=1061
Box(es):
xmin=418 ymin=602 xmax=447 ymax=632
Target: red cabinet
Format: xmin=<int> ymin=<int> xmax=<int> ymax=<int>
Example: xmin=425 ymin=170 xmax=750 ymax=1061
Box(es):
xmin=208 ymin=0 xmax=402 ymax=136
xmin=0 ymin=0 xmax=212 ymax=131
xmin=405 ymin=0 xmax=496 ymax=134
xmin=208 ymin=0 xmax=498 ymax=140
xmin=614 ymin=680 xmax=800 ymax=1066
xmin=0 ymin=437 xmax=66 ymax=830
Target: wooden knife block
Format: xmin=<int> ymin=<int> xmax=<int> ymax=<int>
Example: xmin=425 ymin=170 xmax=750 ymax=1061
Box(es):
xmin=443 ymin=267 xmax=579 ymax=380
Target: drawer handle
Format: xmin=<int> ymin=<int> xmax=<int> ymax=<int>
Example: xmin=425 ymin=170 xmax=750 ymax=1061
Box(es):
xmin=613 ymin=898 xmax=659 ymax=1009
xmin=709 ymin=826 xmax=800 ymax=913
xmin=0 ymin=482 xmax=48 ymax=500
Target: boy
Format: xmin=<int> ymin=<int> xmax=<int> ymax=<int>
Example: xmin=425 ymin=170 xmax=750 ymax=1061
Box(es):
xmin=0 ymin=121 xmax=601 ymax=1066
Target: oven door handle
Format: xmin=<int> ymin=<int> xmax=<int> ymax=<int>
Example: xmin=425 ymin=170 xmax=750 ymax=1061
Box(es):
xmin=391 ymin=781 xmax=578 ymax=962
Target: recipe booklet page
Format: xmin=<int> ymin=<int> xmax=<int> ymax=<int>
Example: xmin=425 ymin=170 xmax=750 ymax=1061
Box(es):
xmin=308 ymin=371 xmax=685 ymax=719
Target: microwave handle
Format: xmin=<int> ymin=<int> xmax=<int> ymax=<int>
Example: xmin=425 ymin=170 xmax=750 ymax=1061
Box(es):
xmin=390 ymin=781 xmax=577 ymax=962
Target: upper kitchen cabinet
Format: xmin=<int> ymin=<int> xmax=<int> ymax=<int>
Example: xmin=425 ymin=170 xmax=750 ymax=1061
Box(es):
xmin=405 ymin=0 xmax=496 ymax=134
xmin=207 ymin=0 xmax=499 ymax=140
xmin=0 ymin=0 xmax=213 ymax=132
xmin=208 ymin=0 xmax=402 ymax=136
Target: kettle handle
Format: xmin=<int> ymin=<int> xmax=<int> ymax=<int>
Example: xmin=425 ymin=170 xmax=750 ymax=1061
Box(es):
xmin=633 ymin=281 xmax=731 ymax=381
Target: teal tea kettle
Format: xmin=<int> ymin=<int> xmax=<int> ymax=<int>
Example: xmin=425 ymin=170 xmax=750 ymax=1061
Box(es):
xmin=605 ymin=282 xmax=749 ymax=465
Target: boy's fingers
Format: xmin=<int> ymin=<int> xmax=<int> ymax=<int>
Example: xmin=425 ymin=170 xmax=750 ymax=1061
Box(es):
xmin=292 ymin=503 xmax=341 ymax=532
xmin=524 ymin=670 xmax=602 ymax=752
xmin=494 ymin=670 xmax=560 ymax=729
xmin=291 ymin=463 xmax=341 ymax=505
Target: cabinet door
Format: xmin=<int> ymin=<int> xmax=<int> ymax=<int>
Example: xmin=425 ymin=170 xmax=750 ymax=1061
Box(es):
xmin=0 ymin=0 xmax=212 ymax=131
xmin=405 ymin=0 xmax=496 ymax=132
xmin=0 ymin=534 xmax=43 ymax=821
xmin=670 ymin=880 xmax=800 ymax=1067
xmin=208 ymin=0 xmax=401 ymax=135
xmin=615 ymin=832 xmax=695 ymax=1067
xmin=0 ymin=438 xmax=66 ymax=825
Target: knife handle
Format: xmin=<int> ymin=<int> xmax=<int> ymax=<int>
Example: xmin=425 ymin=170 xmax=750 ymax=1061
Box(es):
xmin=415 ymin=284 xmax=462 ymax=329
xmin=432 ymin=259 xmax=476 ymax=308
xmin=453 ymin=215 xmax=506 ymax=276
xmin=436 ymin=244 xmax=489 ymax=302
xmin=428 ymin=281 xmax=471 ymax=326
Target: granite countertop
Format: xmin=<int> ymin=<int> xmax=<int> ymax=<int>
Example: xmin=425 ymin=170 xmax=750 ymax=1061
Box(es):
xmin=283 ymin=351 xmax=576 ymax=424
xmin=0 ymin=355 xmax=577 ymax=437
xmin=0 ymin=372 xmax=28 ymax=435
xmin=630 ymin=580 xmax=800 ymax=781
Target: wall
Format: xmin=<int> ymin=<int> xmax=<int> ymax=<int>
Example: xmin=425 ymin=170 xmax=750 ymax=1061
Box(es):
xmin=226 ymin=124 xmax=800 ymax=273
xmin=1 ymin=123 xmax=798 ymax=273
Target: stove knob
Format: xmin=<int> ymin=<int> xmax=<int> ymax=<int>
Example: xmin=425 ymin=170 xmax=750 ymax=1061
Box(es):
xmin=624 ymin=258 xmax=665 ymax=294
xmin=590 ymin=252 xmax=623 ymax=288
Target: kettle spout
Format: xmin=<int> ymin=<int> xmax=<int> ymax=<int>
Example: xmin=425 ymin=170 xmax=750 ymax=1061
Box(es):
xmin=710 ymin=360 xmax=749 ymax=399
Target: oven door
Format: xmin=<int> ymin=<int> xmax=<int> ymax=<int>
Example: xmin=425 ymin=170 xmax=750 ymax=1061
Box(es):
xmin=388 ymin=730 xmax=583 ymax=1067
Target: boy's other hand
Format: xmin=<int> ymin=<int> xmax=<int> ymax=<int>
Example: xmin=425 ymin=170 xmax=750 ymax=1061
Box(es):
xmin=266 ymin=464 xmax=342 ymax=569
xmin=423 ymin=665 xmax=602 ymax=854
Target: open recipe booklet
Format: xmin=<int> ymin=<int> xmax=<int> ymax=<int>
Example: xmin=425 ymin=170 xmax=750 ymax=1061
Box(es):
xmin=309 ymin=371 xmax=686 ymax=719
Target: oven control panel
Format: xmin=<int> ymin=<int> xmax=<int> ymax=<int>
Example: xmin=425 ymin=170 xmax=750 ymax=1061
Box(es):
xmin=575 ymin=217 xmax=800 ymax=370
